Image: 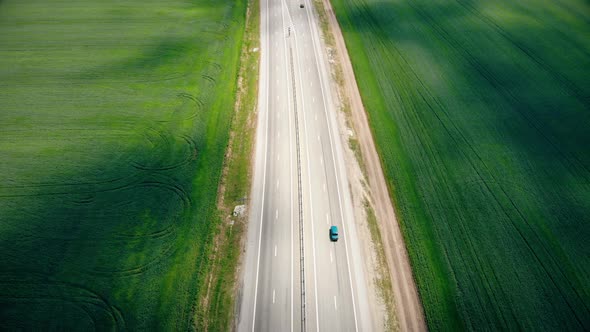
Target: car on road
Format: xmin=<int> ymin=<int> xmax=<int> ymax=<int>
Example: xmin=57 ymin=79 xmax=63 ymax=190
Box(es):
xmin=330 ymin=226 xmax=339 ymax=242
xmin=300 ymin=4 xmax=304 ymax=8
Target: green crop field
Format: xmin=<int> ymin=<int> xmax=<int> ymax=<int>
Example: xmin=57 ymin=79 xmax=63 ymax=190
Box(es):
xmin=0 ymin=0 xmax=245 ymax=329
xmin=330 ymin=0 xmax=590 ymax=329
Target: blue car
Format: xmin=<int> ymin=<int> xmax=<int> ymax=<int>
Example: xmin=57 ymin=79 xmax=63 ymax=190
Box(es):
xmin=329 ymin=226 xmax=339 ymax=242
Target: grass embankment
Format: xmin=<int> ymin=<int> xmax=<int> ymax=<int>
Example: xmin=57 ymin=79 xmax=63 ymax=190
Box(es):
xmin=329 ymin=0 xmax=590 ymax=330
xmin=0 ymin=0 xmax=246 ymax=329
xmin=194 ymin=0 xmax=260 ymax=330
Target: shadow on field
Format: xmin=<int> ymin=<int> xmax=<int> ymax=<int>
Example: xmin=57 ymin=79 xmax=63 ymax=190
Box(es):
xmin=336 ymin=0 xmax=590 ymax=330
xmin=0 ymin=122 xmax=211 ymax=329
xmin=0 ymin=0 xmax=246 ymax=329
xmin=78 ymin=37 xmax=201 ymax=82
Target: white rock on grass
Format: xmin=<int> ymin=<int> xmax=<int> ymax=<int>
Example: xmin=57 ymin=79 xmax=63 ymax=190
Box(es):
xmin=233 ymin=204 xmax=246 ymax=217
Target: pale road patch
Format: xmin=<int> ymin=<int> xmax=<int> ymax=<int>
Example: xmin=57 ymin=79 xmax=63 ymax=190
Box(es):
xmin=317 ymin=0 xmax=428 ymax=330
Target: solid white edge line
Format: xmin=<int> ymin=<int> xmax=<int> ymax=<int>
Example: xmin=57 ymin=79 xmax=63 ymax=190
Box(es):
xmin=251 ymin=0 xmax=270 ymax=329
xmin=303 ymin=0 xmax=359 ymax=330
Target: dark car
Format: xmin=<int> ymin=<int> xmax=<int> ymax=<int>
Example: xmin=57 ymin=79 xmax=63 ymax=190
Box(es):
xmin=300 ymin=4 xmax=304 ymax=8
xmin=329 ymin=226 xmax=339 ymax=241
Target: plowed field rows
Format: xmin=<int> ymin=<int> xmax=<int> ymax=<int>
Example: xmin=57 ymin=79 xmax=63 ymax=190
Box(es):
xmin=329 ymin=0 xmax=590 ymax=329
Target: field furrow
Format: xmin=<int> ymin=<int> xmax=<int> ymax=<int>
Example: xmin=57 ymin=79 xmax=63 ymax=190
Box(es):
xmin=0 ymin=0 xmax=247 ymax=329
xmin=330 ymin=0 xmax=590 ymax=329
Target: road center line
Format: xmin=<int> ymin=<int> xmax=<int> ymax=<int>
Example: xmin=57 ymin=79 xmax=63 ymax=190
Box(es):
xmin=288 ymin=9 xmax=319 ymax=331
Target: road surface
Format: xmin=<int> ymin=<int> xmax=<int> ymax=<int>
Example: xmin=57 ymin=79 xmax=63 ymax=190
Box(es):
xmin=237 ymin=0 xmax=372 ymax=331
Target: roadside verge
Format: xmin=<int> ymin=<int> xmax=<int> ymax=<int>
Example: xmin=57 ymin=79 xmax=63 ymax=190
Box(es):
xmin=194 ymin=0 xmax=260 ymax=329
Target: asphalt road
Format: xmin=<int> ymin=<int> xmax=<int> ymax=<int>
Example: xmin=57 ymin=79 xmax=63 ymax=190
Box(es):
xmin=237 ymin=0 xmax=372 ymax=331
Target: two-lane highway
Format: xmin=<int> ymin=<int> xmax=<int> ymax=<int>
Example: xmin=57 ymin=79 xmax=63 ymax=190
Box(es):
xmin=237 ymin=0 xmax=372 ymax=331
